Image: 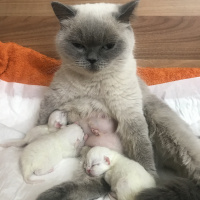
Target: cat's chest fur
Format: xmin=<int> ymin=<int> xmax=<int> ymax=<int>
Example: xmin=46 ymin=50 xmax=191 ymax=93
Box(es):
xmin=51 ymin=62 xmax=141 ymax=106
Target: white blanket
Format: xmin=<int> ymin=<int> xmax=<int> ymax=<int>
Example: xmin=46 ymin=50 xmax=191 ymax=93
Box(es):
xmin=0 ymin=77 xmax=200 ymax=200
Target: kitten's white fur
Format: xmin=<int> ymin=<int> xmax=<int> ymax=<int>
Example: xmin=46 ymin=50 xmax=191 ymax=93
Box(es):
xmin=21 ymin=123 xmax=85 ymax=184
xmin=0 ymin=110 xmax=67 ymax=148
xmin=86 ymin=146 xmax=156 ymax=200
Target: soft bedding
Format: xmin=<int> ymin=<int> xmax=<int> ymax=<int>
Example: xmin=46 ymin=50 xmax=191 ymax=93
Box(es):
xmin=0 ymin=42 xmax=200 ymax=200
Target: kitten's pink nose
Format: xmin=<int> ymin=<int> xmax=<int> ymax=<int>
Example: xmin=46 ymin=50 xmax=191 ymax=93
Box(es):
xmin=87 ymin=169 xmax=91 ymax=174
xmin=55 ymin=122 xmax=62 ymax=128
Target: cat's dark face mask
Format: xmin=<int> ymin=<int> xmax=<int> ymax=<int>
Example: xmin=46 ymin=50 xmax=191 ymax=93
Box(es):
xmin=51 ymin=1 xmax=139 ymax=72
xmin=60 ymin=21 xmax=125 ymax=72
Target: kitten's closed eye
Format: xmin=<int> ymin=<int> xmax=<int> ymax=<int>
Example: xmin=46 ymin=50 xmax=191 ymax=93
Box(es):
xmin=102 ymin=43 xmax=115 ymax=50
xmin=92 ymin=163 xmax=100 ymax=167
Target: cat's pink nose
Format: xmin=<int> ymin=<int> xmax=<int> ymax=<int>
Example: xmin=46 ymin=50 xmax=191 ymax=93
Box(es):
xmin=87 ymin=169 xmax=91 ymax=174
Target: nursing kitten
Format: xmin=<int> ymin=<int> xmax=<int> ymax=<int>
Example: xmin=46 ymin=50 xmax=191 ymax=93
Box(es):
xmin=86 ymin=146 xmax=156 ymax=200
xmin=79 ymin=114 xmax=122 ymax=153
xmin=0 ymin=110 xmax=67 ymax=148
xmin=37 ymin=1 xmax=200 ymax=200
xmin=21 ymin=123 xmax=85 ymax=184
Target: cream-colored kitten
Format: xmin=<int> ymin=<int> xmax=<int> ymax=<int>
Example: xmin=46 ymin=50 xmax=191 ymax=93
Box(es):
xmin=21 ymin=123 xmax=85 ymax=184
xmin=0 ymin=110 xmax=67 ymax=148
xmin=85 ymin=146 xmax=156 ymax=200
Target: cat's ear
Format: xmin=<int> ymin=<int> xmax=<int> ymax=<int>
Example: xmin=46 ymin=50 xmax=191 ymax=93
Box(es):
xmin=104 ymin=156 xmax=110 ymax=165
xmin=117 ymin=0 xmax=139 ymax=23
xmin=51 ymin=2 xmax=76 ymax=21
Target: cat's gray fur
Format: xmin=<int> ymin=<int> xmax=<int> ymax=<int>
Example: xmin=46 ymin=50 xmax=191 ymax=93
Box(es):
xmin=135 ymin=178 xmax=200 ymax=200
xmin=37 ymin=1 xmax=200 ymax=200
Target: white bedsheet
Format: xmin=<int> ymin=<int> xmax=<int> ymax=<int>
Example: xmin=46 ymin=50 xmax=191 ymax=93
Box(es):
xmin=0 ymin=77 xmax=200 ymax=200
xmin=149 ymin=77 xmax=200 ymax=136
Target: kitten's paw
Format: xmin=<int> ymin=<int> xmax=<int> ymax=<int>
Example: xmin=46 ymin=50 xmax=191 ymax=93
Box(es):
xmin=34 ymin=168 xmax=54 ymax=176
xmin=84 ymin=134 xmax=89 ymax=141
xmin=91 ymin=129 xmax=101 ymax=136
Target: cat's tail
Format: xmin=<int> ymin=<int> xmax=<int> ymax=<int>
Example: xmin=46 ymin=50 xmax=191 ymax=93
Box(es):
xmin=135 ymin=178 xmax=200 ymax=200
xmin=36 ymin=177 xmax=110 ymax=200
xmin=0 ymin=139 xmax=27 ymax=148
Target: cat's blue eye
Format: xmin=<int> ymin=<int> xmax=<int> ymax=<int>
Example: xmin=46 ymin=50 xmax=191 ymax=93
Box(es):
xmin=102 ymin=43 xmax=115 ymax=50
xmin=72 ymin=43 xmax=85 ymax=50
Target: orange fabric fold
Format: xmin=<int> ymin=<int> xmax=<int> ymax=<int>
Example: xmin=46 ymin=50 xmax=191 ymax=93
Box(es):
xmin=0 ymin=42 xmax=200 ymax=86
xmin=137 ymin=67 xmax=200 ymax=86
xmin=0 ymin=42 xmax=61 ymax=86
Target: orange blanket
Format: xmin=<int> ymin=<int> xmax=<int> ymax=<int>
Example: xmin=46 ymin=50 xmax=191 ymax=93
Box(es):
xmin=0 ymin=42 xmax=200 ymax=86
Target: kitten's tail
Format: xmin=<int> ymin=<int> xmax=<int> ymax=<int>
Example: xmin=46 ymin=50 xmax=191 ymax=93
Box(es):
xmin=135 ymin=178 xmax=200 ymax=200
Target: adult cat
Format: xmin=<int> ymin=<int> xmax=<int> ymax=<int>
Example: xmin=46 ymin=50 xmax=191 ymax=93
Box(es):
xmin=37 ymin=1 xmax=200 ymax=200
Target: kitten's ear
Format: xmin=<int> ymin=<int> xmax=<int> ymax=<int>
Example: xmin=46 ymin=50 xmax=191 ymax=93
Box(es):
xmin=117 ymin=0 xmax=139 ymax=23
xmin=51 ymin=2 xmax=76 ymax=21
xmin=104 ymin=156 xmax=110 ymax=165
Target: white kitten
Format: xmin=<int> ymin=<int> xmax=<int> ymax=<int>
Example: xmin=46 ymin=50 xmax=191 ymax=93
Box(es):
xmin=21 ymin=123 xmax=85 ymax=184
xmin=85 ymin=146 xmax=156 ymax=200
xmin=0 ymin=110 xmax=67 ymax=148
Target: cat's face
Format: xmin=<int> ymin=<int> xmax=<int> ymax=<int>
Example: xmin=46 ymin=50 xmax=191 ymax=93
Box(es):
xmin=52 ymin=1 xmax=139 ymax=74
xmin=85 ymin=147 xmax=111 ymax=177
